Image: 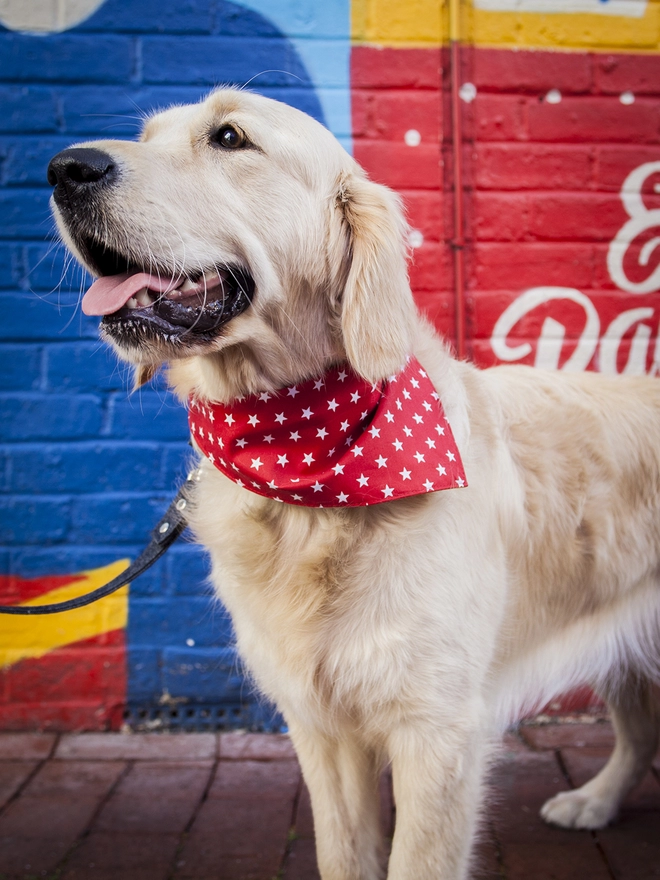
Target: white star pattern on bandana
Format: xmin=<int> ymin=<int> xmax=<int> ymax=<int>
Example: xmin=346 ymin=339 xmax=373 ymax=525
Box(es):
xmin=188 ymin=358 xmax=467 ymax=507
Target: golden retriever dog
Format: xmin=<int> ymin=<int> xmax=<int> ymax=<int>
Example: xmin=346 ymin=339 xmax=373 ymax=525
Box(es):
xmin=47 ymin=89 xmax=660 ymax=879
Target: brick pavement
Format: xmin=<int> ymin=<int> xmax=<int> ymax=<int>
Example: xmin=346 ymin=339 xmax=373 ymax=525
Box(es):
xmin=0 ymin=723 xmax=658 ymax=880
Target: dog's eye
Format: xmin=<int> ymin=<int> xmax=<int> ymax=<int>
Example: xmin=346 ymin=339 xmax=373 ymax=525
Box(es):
xmin=212 ymin=125 xmax=246 ymax=150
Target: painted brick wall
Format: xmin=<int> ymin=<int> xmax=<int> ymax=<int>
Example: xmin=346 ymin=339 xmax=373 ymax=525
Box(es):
xmin=0 ymin=0 xmax=345 ymax=731
xmin=1 ymin=0 xmax=659 ymax=728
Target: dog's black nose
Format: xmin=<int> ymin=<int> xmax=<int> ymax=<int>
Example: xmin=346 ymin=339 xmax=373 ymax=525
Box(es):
xmin=47 ymin=147 xmax=117 ymax=191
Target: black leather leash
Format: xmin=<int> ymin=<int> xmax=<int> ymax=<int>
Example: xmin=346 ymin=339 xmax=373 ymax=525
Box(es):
xmin=0 ymin=469 xmax=198 ymax=615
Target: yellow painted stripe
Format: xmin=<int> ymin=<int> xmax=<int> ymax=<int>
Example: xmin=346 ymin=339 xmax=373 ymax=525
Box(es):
xmin=351 ymin=0 xmax=660 ymax=52
xmin=0 ymin=559 xmax=130 ymax=669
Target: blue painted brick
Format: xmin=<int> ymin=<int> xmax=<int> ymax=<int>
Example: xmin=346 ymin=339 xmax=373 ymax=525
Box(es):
xmin=0 ymin=293 xmax=100 ymax=341
xmin=7 ymin=442 xmax=165 ymax=494
xmin=141 ymin=36 xmax=313 ymax=87
xmin=78 ymin=0 xmax=213 ymax=33
xmin=56 ymin=86 xmax=203 ymax=136
xmin=0 ymin=393 xmax=103 ymax=440
xmin=26 ymin=244 xmax=94 ymax=293
xmin=9 ymin=545 xmax=140 ymax=579
xmin=69 ymin=494 xmax=168 ymax=543
xmin=0 ymin=189 xmax=52 ymax=239
xmin=128 ymin=595 xmax=233 ymax=647
xmin=0 ymin=87 xmax=59 ymax=134
xmin=162 ymin=445 xmax=197 ymax=489
xmin=220 ymin=1 xmax=348 ymax=39
xmin=162 ymin=646 xmax=243 ymax=702
xmin=0 ymin=496 xmax=70 ymax=544
xmin=127 ymin=647 xmax=163 ymax=703
xmin=106 ymin=390 xmax=189 ymax=441
xmin=0 ymin=246 xmax=19 ymax=289
xmin=0 ymin=34 xmax=134 ymax=83
xmin=0 ymin=548 xmax=9 ymax=575
xmin=45 ymin=343 xmax=128 ymax=392
xmin=0 ymin=345 xmax=42 ymax=390
xmin=0 ymin=136 xmax=75 ymax=187
xmin=166 ymin=544 xmax=213 ymax=596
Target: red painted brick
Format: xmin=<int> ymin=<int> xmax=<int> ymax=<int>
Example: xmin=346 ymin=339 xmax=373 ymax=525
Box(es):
xmin=399 ymin=190 xmax=443 ymax=242
xmin=470 ymin=243 xmax=594 ymax=289
xmin=352 ymin=89 xmax=441 ymax=141
xmin=353 ymin=140 xmax=442 ymax=189
xmin=467 ymin=94 xmax=528 ymax=142
xmin=595 ymin=53 xmax=660 ymax=96
xmin=351 ymin=45 xmax=441 ymax=90
xmin=409 ymin=242 xmax=451 ymax=292
xmin=0 ymin=701 xmax=122 ymax=731
xmin=528 ymin=193 xmax=624 ymax=242
xmin=595 ymin=145 xmax=660 ymax=191
xmin=474 ymin=143 xmax=593 ymax=191
xmin=471 ymin=192 xmax=531 ymax=241
xmin=528 ymin=96 xmax=660 ymax=143
xmin=6 ymin=646 xmax=126 ymax=703
xmin=473 ymin=47 xmax=592 ymax=94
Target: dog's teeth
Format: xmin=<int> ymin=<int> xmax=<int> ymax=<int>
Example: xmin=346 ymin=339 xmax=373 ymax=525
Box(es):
xmin=135 ymin=288 xmax=153 ymax=307
xmin=180 ymin=278 xmax=196 ymax=292
xmin=127 ymin=297 xmax=138 ymax=309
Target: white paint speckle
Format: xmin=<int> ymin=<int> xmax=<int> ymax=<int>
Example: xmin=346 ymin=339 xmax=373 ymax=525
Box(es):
xmin=459 ymin=82 xmax=477 ymax=103
xmin=619 ymin=91 xmax=635 ymax=105
xmin=186 ymin=638 xmax=195 ymax=647
xmin=545 ymin=89 xmax=562 ymax=104
xmin=404 ymin=129 xmax=421 ymax=147
xmin=409 ymin=229 xmax=424 ymax=249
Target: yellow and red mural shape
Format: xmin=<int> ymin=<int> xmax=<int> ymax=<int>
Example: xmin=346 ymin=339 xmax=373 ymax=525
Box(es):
xmin=1 ymin=0 xmax=658 ymax=728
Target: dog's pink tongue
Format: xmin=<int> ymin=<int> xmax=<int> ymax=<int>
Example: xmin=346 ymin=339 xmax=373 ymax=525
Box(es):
xmin=82 ymin=272 xmax=180 ymax=316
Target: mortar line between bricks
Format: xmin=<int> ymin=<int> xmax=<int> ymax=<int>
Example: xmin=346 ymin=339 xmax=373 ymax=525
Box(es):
xmin=555 ymin=748 xmax=619 ymax=880
xmin=277 ymin=770 xmax=304 ymax=878
xmin=166 ymin=756 xmax=219 ymax=880
xmin=49 ymin=758 xmax=135 ymax=879
xmin=0 ymin=733 xmax=60 ymax=818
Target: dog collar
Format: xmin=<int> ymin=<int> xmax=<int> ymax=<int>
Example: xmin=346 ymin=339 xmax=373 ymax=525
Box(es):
xmin=188 ymin=358 xmax=467 ymax=507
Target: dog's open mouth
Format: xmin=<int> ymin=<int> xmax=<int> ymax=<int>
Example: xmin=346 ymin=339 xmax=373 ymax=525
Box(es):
xmin=80 ymin=241 xmax=254 ymax=343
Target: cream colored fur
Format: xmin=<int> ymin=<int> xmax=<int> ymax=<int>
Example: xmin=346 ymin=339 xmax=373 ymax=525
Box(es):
xmin=53 ymin=89 xmax=660 ymax=880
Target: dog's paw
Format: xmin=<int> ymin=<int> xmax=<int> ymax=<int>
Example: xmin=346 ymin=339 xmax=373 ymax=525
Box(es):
xmin=540 ymin=789 xmax=616 ymax=830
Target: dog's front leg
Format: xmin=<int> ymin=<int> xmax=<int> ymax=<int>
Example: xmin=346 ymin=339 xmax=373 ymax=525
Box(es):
xmin=387 ymin=720 xmax=488 ymax=880
xmin=288 ymin=721 xmax=385 ymax=880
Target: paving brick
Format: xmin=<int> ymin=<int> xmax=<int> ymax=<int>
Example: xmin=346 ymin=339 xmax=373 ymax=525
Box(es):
xmin=219 ymin=732 xmax=296 ymax=761
xmin=596 ymin=812 xmax=660 ymax=880
xmin=177 ymin=796 xmax=294 ymax=878
xmin=0 ymin=834 xmax=71 ymax=876
xmin=95 ymin=761 xmax=212 ymax=833
xmin=0 ymin=732 xmax=56 ymax=760
xmin=520 ymin=722 xmax=615 ymax=751
xmin=55 ymin=732 xmax=216 ymax=761
xmin=0 ymin=761 xmax=38 ymax=808
xmin=490 ymin=751 xmax=611 ymax=878
xmin=61 ymin=830 xmax=180 ymax=880
xmin=561 ymin=748 xmax=660 ymax=811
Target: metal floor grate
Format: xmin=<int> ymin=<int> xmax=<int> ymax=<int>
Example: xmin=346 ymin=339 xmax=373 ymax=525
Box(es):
xmin=123 ymin=702 xmax=286 ymax=732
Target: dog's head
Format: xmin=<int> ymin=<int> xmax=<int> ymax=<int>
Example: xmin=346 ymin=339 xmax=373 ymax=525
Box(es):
xmin=48 ymin=89 xmax=416 ymax=398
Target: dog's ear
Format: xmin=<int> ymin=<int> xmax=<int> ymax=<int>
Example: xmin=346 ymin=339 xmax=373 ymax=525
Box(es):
xmin=336 ymin=171 xmax=416 ymax=383
xmin=132 ymin=363 xmax=160 ymax=391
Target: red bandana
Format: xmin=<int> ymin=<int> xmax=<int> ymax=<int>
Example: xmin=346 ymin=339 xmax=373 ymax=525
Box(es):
xmin=188 ymin=358 xmax=467 ymax=507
